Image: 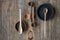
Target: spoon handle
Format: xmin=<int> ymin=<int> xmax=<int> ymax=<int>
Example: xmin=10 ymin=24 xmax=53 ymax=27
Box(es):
xmin=44 ymin=8 xmax=48 ymax=39
xmin=19 ymin=9 xmax=23 ymax=34
xmin=44 ymin=14 xmax=46 ymax=38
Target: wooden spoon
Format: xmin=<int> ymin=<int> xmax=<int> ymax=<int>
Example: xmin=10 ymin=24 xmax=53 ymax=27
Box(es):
xmin=44 ymin=8 xmax=48 ymax=38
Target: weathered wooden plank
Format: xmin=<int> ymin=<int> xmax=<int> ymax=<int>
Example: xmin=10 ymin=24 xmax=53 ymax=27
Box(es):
xmin=0 ymin=0 xmax=21 ymax=40
xmin=0 ymin=0 xmax=60 ymax=40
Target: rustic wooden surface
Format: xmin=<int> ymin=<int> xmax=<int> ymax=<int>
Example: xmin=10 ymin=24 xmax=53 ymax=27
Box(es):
xmin=0 ymin=0 xmax=60 ymax=40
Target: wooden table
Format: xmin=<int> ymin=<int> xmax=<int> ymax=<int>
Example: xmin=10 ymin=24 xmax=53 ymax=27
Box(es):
xmin=0 ymin=0 xmax=60 ymax=40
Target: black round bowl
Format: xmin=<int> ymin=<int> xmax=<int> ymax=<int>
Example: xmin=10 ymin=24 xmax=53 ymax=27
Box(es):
xmin=37 ymin=3 xmax=54 ymax=20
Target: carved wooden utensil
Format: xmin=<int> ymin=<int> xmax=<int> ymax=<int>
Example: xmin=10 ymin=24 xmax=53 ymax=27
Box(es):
xmin=15 ymin=9 xmax=23 ymax=34
xmin=44 ymin=8 xmax=48 ymax=38
xmin=26 ymin=2 xmax=35 ymax=40
xmin=28 ymin=1 xmax=35 ymax=27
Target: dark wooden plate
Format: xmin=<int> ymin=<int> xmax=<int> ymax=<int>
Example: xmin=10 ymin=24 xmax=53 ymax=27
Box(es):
xmin=37 ymin=3 xmax=54 ymax=20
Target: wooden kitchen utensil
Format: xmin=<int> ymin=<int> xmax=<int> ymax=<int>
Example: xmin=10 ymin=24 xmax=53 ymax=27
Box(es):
xmin=26 ymin=2 xmax=35 ymax=40
xmin=44 ymin=8 xmax=48 ymax=38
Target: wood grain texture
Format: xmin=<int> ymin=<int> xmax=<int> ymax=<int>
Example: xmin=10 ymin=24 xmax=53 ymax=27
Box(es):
xmin=0 ymin=0 xmax=20 ymax=40
xmin=0 ymin=0 xmax=60 ymax=40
